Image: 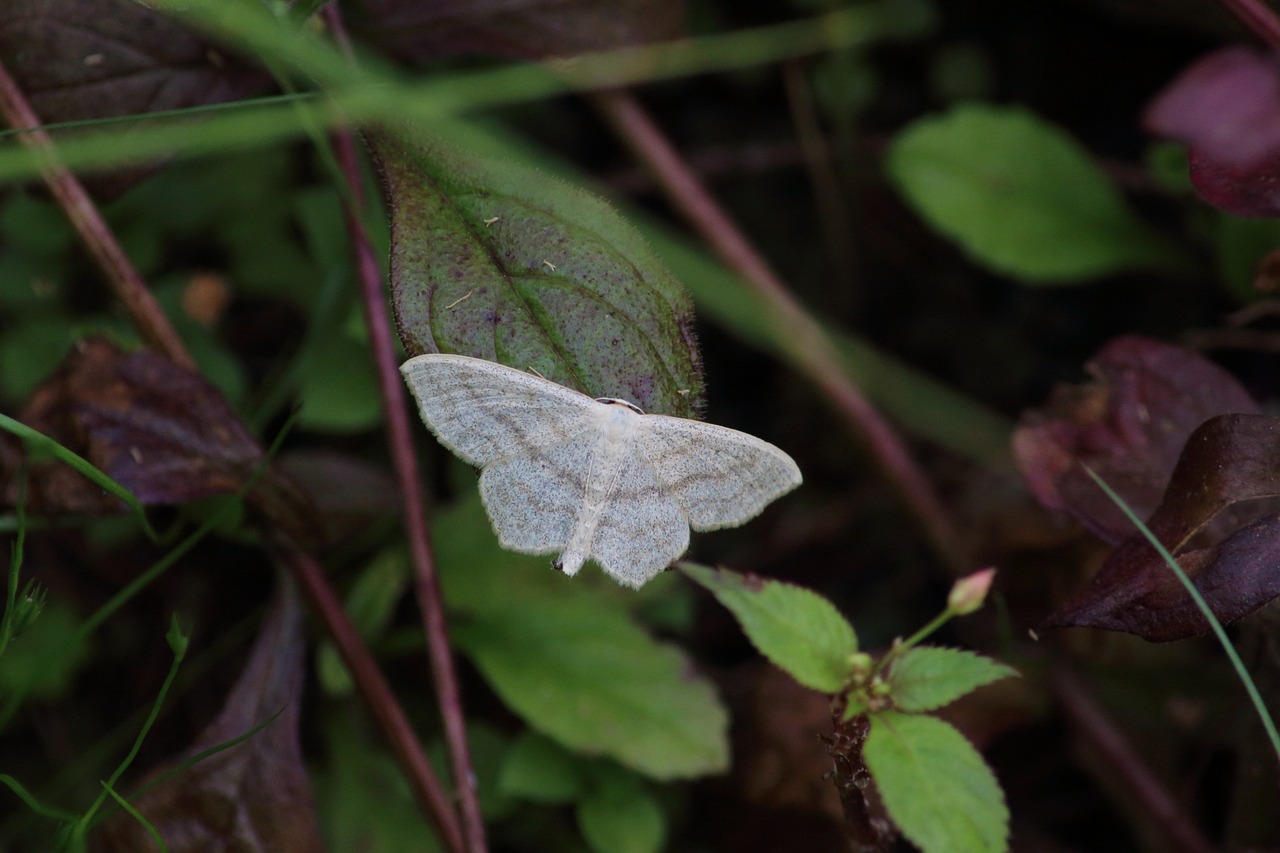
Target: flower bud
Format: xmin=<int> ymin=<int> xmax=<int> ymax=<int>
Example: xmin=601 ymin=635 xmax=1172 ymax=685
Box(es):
xmin=948 ymin=567 xmax=996 ymax=615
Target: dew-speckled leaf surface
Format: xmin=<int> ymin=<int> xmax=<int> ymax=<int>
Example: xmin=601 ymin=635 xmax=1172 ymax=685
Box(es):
xmin=374 ymin=128 xmax=703 ymax=418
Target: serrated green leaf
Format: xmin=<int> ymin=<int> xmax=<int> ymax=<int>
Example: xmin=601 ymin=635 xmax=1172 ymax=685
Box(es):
xmin=437 ymin=490 xmax=728 ymax=779
xmin=577 ymin=765 xmax=666 ymax=853
xmin=373 ymin=126 xmax=703 ymax=418
xmin=865 ymin=711 xmax=1009 ymax=853
xmin=499 ymin=731 xmax=587 ymax=804
xmin=887 ymin=104 xmax=1178 ymax=284
xmin=887 ymin=646 xmax=1017 ymax=712
xmin=680 ymin=563 xmax=857 ymax=692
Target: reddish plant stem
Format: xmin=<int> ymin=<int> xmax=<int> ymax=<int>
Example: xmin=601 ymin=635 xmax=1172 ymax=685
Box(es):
xmin=590 ymin=89 xmax=960 ymax=567
xmin=1220 ymin=0 xmax=1280 ymax=47
xmin=323 ymin=7 xmax=488 ymax=852
xmin=1051 ymin=667 xmax=1216 ymax=853
xmin=0 ymin=59 xmax=194 ymax=369
xmin=284 ymin=546 xmax=465 ymax=852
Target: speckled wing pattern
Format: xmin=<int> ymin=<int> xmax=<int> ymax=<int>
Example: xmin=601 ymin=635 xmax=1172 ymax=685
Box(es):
xmin=400 ymin=353 xmax=802 ymax=587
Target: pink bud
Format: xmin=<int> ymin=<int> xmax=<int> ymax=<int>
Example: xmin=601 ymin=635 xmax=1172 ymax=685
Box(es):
xmin=948 ymin=568 xmax=996 ymax=615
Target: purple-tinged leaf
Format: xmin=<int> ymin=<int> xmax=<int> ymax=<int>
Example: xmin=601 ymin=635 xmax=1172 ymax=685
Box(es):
xmin=1144 ymin=47 xmax=1280 ymax=170
xmin=348 ymin=0 xmax=684 ymax=63
xmin=1012 ymin=335 xmax=1259 ymax=544
xmin=0 ymin=337 xmax=264 ymax=513
xmin=1185 ymin=149 xmax=1280 ymax=218
xmin=0 ymin=0 xmax=268 ymax=126
xmin=1143 ymin=47 xmax=1280 ymax=217
xmin=373 ymin=128 xmax=703 ymax=417
xmin=275 ymin=450 xmax=398 ymax=546
xmin=0 ymin=0 xmax=270 ymax=195
xmin=94 ymin=583 xmax=324 ymax=852
xmin=1048 ymin=414 xmax=1280 ymax=641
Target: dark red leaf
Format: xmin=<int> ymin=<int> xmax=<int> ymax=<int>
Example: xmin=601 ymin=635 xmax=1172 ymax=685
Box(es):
xmin=1184 ymin=149 xmax=1280 ymax=218
xmin=0 ymin=0 xmax=267 ymax=124
xmin=347 ymin=0 xmax=684 ymax=62
xmin=0 ymin=0 xmax=270 ymax=194
xmin=94 ymin=583 xmax=324 ymax=852
xmin=1047 ymin=414 xmax=1280 ymax=641
xmin=275 ymin=450 xmax=399 ymax=545
xmin=1143 ymin=47 xmax=1280 ymax=217
xmin=0 ymin=337 xmax=264 ymax=513
xmin=1013 ymin=335 xmax=1260 ymax=544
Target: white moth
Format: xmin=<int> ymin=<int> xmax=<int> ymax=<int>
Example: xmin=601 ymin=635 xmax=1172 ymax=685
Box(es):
xmin=401 ymin=353 xmax=802 ymax=588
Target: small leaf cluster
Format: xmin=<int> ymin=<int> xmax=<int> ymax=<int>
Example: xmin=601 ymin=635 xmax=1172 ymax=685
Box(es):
xmin=682 ymin=564 xmax=1016 ymax=853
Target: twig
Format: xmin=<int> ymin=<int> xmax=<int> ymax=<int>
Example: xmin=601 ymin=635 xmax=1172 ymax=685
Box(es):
xmin=590 ymin=89 xmax=960 ymax=567
xmin=0 ymin=59 xmax=194 ymax=369
xmin=1051 ymin=667 xmax=1217 ymax=853
xmin=1219 ymin=0 xmax=1280 ymax=47
xmin=283 ymin=547 xmax=465 ymax=852
xmin=323 ymin=6 xmax=488 ymax=851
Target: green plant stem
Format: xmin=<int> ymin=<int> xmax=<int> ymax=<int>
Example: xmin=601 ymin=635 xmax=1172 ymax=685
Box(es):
xmin=896 ymin=609 xmax=952 ymax=654
xmin=0 ymin=91 xmax=316 ymax=142
xmin=70 ymin=622 xmax=188 ymax=843
xmin=0 ymin=495 xmax=216 ymax=728
xmin=0 ymin=415 xmax=159 ymax=542
xmin=0 ymin=776 xmax=79 ymax=823
xmin=1084 ymin=466 xmax=1280 ymax=758
xmin=0 ymin=470 xmax=26 ymax=657
xmin=0 ymin=1 xmax=927 ymax=184
xmin=100 ymin=784 xmax=166 ymax=852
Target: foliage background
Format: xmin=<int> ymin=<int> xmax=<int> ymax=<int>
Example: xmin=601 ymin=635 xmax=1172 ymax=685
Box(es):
xmin=1 ymin=0 xmax=1276 ymax=851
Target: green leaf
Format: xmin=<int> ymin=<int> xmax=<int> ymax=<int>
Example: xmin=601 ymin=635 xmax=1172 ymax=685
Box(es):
xmin=428 ymin=723 xmax=516 ymax=821
xmin=317 ymin=548 xmax=408 ymax=697
xmin=372 ymin=126 xmax=704 ymax=418
xmin=0 ymin=315 xmax=77 ymax=400
xmin=0 ymin=192 xmax=74 ymax=256
xmin=577 ymin=765 xmax=666 ymax=853
xmin=437 ymin=490 xmax=728 ymax=780
xmin=0 ymin=602 xmax=91 ymax=700
xmin=315 ymin=713 xmax=442 ymax=853
xmin=680 ymin=563 xmax=857 ymax=692
xmin=296 ymin=331 xmax=383 ymax=433
xmin=452 ymin=606 xmax=726 ymax=781
xmin=887 ymin=646 xmax=1017 ymax=711
xmin=865 ymin=711 xmax=1009 ymax=853
xmin=499 ymin=731 xmax=587 ymax=804
xmin=1213 ymin=214 xmax=1280 ymax=304
xmin=887 ymin=103 xmax=1177 ymax=284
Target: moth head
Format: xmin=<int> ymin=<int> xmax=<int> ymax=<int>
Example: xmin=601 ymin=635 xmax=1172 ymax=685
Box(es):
xmin=595 ymin=397 xmax=645 ymax=415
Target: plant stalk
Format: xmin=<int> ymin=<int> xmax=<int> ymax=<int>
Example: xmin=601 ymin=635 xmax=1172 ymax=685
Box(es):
xmin=591 ymin=88 xmax=961 ymax=569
